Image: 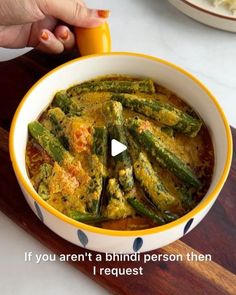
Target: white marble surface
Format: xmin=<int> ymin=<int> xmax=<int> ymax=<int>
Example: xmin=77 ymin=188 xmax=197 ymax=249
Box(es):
xmin=0 ymin=0 xmax=236 ymax=294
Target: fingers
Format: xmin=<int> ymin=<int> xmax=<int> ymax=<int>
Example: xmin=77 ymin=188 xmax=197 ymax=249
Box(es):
xmin=36 ymin=29 xmax=64 ymax=54
xmin=36 ymin=26 xmax=75 ymax=54
xmin=54 ymin=25 xmax=75 ymax=50
xmin=28 ymin=16 xmax=58 ymax=47
xmin=37 ymin=0 xmax=110 ymax=28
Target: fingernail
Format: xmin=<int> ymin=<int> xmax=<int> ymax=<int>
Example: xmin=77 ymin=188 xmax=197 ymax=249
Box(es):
xmin=97 ymin=10 xmax=110 ymax=18
xmin=61 ymin=30 xmax=69 ymax=40
xmin=41 ymin=31 xmax=49 ymax=41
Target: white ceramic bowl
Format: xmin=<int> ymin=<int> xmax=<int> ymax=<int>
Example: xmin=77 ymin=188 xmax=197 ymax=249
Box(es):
xmin=9 ymin=52 xmax=232 ymax=253
xmin=169 ymin=0 xmax=236 ymax=32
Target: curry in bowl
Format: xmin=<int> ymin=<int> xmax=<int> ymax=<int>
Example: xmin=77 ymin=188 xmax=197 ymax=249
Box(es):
xmin=26 ymin=76 xmax=214 ymax=231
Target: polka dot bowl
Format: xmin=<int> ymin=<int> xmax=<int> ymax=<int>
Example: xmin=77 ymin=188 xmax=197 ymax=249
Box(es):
xmin=9 ymin=52 xmax=232 ymax=253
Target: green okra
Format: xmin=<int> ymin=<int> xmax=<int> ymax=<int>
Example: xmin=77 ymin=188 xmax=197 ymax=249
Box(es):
xmin=67 ymin=79 xmax=155 ymax=96
xmin=177 ymin=186 xmax=196 ymax=211
xmin=38 ymin=182 xmax=49 ymax=200
xmin=92 ymin=127 xmax=108 ymax=175
xmin=127 ymin=195 xmax=178 ymax=224
xmin=104 ymin=178 xmax=134 ymax=219
xmin=48 ymin=107 xmax=65 ymax=132
xmin=39 ymin=163 xmax=53 ymax=180
xmin=37 ymin=163 xmax=53 ymax=201
xmin=162 ymin=211 xmax=179 ymax=223
xmin=28 ymin=121 xmax=69 ymax=164
xmin=53 ymin=90 xmax=83 ymax=116
xmin=47 ymin=107 xmax=70 ymax=150
xmin=133 ymin=152 xmax=177 ymax=211
xmin=111 ymin=93 xmax=202 ymax=137
xmin=68 ymin=211 xmax=107 ymax=223
xmin=161 ymin=126 xmax=174 ymax=137
xmin=127 ymin=197 xmax=165 ymax=225
xmin=127 ymin=117 xmax=201 ymax=188
xmin=102 ymin=101 xmax=134 ymax=191
xmin=86 ymin=127 xmax=108 ymax=214
xmin=127 ymin=135 xmax=177 ymax=211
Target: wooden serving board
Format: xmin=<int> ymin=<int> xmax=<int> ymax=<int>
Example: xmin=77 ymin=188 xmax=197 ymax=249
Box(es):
xmin=0 ymin=51 xmax=235 ymax=295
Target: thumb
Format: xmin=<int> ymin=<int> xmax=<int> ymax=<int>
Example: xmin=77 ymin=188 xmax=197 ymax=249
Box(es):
xmin=37 ymin=0 xmax=110 ymax=28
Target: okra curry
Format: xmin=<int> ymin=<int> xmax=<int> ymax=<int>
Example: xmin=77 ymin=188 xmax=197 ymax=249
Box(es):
xmin=26 ymin=76 xmax=214 ymax=230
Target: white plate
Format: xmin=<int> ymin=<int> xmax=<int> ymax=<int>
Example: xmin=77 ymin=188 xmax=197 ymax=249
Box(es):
xmin=168 ymin=0 xmax=236 ymax=32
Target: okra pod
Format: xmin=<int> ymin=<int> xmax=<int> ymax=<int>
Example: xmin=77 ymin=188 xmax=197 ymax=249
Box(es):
xmin=47 ymin=107 xmax=70 ymax=150
xmin=111 ymin=93 xmax=202 ymax=137
xmin=127 ymin=135 xmax=177 ymax=211
xmin=39 ymin=163 xmax=53 ymax=180
xmin=133 ymin=152 xmax=177 ymax=211
xmin=37 ymin=163 xmax=53 ymax=201
xmin=86 ymin=127 xmax=108 ymax=214
xmin=178 ymin=186 xmax=196 ymax=211
xmin=162 ymin=211 xmax=179 ymax=223
xmin=102 ymin=101 xmax=134 ymax=191
xmin=92 ymin=127 xmax=108 ymax=175
xmin=38 ymin=182 xmax=49 ymax=200
xmin=127 ymin=197 xmax=165 ymax=225
xmin=53 ymin=90 xmax=83 ymax=116
xmin=68 ymin=211 xmax=107 ymax=223
xmin=104 ymin=178 xmax=134 ymax=219
xmin=28 ymin=121 xmax=68 ymax=164
xmin=48 ymin=107 xmax=65 ymax=130
xmin=161 ymin=126 xmax=174 ymax=137
xmin=127 ymin=117 xmax=201 ymax=188
xmin=67 ymin=79 xmax=155 ymax=96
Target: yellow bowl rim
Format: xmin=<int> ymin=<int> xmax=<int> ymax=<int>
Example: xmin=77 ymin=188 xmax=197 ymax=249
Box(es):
xmin=9 ymin=52 xmax=233 ymax=237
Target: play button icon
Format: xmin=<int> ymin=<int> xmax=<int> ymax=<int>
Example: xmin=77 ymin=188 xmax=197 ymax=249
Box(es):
xmin=111 ymin=139 xmax=127 ymax=157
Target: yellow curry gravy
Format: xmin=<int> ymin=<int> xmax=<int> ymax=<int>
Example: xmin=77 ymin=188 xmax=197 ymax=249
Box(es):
xmin=26 ymin=76 xmax=214 ymax=231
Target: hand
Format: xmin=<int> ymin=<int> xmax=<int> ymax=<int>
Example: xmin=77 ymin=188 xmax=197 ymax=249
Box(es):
xmin=0 ymin=0 xmax=109 ymax=54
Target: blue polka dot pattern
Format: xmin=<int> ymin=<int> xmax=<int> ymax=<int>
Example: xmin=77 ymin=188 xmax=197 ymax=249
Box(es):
xmin=184 ymin=218 xmax=194 ymax=235
xmin=77 ymin=230 xmax=88 ymax=247
xmin=133 ymin=237 xmax=143 ymax=252
xmin=34 ymin=201 xmax=44 ymax=223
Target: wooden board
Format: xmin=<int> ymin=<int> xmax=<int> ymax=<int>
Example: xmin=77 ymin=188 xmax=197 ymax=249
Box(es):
xmin=0 ymin=51 xmax=235 ymax=295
